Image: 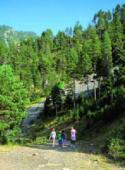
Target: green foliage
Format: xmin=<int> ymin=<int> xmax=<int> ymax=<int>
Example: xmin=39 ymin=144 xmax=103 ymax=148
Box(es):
xmin=102 ymin=31 xmax=112 ymax=77
xmin=108 ymin=138 xmax=125 ymax=159
xmin=0 ymin=4 xmax=125 ymax=152
xmin=0 ymin=65 xmax=29 ymax=144
xmin=69 ymin=107 xmax=80 ymax=121
xmin=33 ymin=136 xmax=48 ymax=144
xmin=57 ymin=81 xmax=65 ymax=90
xmin=0 ymin=4 xmax=124 ymax=101
xmin=87 ymin=110 xmax=96 ymax=118
xmin=5 ymin=127 xmax=21 ymax=144
xmin=74 ymin=107 xmax=80 ymax=121
xmin=111 ymin=11 xmax=124 ymax=64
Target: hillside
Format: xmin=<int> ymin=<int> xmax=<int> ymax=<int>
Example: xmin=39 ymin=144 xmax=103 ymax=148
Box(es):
xmin=5 ymin=101 xmax=122 ymax=170
xmin=23 ymin=98 xmax=125 ymax=162
xmin=0 ymin=25 xmax=37 ymax=45
xmin=0 ymin=3 xmax=125 ymax=170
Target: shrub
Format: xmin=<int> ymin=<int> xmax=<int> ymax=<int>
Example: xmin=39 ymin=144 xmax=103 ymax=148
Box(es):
xmin=33 ymin=136 xmax=48 ymax=144
xmin=108 ymin=138 xmax=125 ymax=159
xmin=87 ymin=110 xmax=97 ymax=118
xmin=5 ymin=127 xmax=21 ymax=144
xmin=74 ymin=107 xmax=80 ymax=121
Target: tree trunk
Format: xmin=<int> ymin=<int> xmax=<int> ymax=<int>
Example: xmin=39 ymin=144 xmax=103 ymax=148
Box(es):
xmin=73 ymin=79 xmax=76 ymax=111
xmin=94 ymin=79 xmax=97 ymax=101
xmin=55 ymin=103 xmax=58 ymax=117
xmin=87 ymin=76 xmax=89 ymax=94
xmin=98 ymin=78 xmax=101 ymax=99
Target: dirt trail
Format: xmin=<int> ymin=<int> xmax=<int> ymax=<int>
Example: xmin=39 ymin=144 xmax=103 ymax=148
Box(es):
xmin=0 ymin=141 xmax=124 ymax=170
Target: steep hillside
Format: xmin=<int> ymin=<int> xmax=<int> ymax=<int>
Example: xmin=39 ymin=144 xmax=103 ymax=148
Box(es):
xmin=25 ymin=102 xmax=125 ymax=161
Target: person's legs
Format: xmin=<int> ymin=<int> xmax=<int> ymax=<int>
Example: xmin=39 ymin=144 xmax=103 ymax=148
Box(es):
xmin=50 ymin=138 xmax=52 ymax=146
xmin=58 ymin=140 xmax=62 ymax=147
xmin=73 ymin=140 xmax=76 ymax=148
xmin=52 ymin=138 xmax=55 ymax=147
xmin=71 ymin=140 xmax=76 ymax=148
xmin=70 ymin=140 xmax=73 ymax=147
xmin=62 ymin=138 xmax=65 ymax=147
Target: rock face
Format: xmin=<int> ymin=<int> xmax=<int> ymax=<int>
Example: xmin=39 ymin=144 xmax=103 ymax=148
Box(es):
xmin=75 ymin=74 xmax=98 ymax=94
xmin=22 ymin=101 xmax=44 ymax=135
xmin=65 ymin=74 xmax=98 ymax=97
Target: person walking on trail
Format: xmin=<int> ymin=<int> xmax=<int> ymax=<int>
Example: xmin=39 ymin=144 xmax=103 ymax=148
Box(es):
xmin=49 ymin=128 xmax=56 ymax=147
xmin=61 ymin=130 xmax=66 ymax=147
xmin=70 ymin=127 xmax=77 ymax=148
xmin=58 ymin=131 xmax=62 ymax=147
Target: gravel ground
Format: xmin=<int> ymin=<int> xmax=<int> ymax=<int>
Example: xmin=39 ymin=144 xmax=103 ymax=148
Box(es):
xmin=0 ymin=142 xmax=124 ymax=170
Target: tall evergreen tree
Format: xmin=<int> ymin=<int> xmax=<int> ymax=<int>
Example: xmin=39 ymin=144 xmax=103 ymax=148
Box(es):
xmin=102 ymin=31 xmax=113 ymax=77
xmin=0 ymin=65 xmax=29 ymax=143
xmin=111 ymin=10 xmax=124 ymax=65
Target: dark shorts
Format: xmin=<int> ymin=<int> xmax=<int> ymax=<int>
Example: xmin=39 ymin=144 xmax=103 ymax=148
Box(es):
xmin=58 ymin=139 xmax=62 ymax=145
xmin=71 ymin=140 xmax=76 ymax=145
xmin=50 ymin=137 xmax=55 ymax=141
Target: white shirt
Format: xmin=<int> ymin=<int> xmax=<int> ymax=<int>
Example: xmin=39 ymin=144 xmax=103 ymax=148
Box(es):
xmin=50 ymin=131 xmax=56 ymax=139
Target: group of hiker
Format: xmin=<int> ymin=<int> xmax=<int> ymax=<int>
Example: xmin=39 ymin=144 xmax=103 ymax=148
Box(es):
xmin=49 ymin=127 xmax=77 ymax=148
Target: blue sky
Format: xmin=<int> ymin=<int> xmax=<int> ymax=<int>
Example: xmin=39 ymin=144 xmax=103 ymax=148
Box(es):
xmin=0 ymin=0 xmax=124 ymax=35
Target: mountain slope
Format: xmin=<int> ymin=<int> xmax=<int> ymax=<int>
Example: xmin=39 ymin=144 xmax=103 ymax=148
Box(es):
xmin=0 ymin=25 xmax=37 ymax=45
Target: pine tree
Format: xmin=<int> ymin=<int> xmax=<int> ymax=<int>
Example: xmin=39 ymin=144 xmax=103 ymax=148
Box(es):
xmin=0 ymin=65 xmax=29 ymax=143
xmin=111 ymin=10 xmax=124 ymax=65
xmin=102 ymin=31 xmax=112 ymax=77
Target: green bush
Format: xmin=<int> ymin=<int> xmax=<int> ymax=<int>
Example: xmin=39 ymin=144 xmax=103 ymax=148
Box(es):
xmin=108 ymin=138 xmax=125 ymax=159
xmin=79 ymin=105 xmax=84 ymax=116
xmin=69 ymin=110 xmax=74 ymax=119
xmin=87 ymin=110 xmax=96 ymax=118
xmin=68 ymin=108 xmax=80 ymax=121
xmin=5 ymin=127 xmax=21 ymax=144
xmin=74 ymin=107 xmax=80 ymax=121
xmin=33 ymin=136 xmax=48 ymax=144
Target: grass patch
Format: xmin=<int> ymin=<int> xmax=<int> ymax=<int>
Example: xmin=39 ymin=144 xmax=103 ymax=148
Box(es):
xmin=0 ymin=144 xmax=19 ymax=152
xmin=25 ymin=97 xmax=46 ymax=108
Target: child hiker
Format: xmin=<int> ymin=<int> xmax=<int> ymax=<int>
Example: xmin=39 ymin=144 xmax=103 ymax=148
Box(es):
xmin=70 ymin=127 xmax=77 ymax=148
xmin=58 ymin=131 xmax=62 ymax=147
xmin=61 ymin=130 xmax=66 ymax=147
xmin=49 ymin=128 xmax=56 ymax=147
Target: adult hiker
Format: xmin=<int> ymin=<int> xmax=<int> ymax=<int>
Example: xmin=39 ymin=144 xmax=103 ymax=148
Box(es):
xmin=49 ymin=128 xmax=56 ymax=147
xmin=70 ymin=127 xmax=77 ymax=148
